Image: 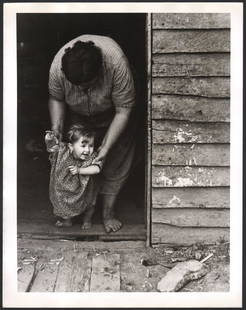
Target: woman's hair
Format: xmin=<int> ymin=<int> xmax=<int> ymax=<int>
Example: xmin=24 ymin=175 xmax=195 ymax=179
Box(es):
xmin=67 ymin=124 xmax=95 ymax=143
xmin=61 ymin=40 xmax=102 ymax=85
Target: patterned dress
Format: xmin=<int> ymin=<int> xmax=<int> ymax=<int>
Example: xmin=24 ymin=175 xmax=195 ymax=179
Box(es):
xmin=48 ymin=143 xmax=100 ymax=219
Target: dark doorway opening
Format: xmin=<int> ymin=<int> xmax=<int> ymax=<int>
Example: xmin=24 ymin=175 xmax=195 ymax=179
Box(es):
xmin=17 ymin=13 xmax=147 ymax=240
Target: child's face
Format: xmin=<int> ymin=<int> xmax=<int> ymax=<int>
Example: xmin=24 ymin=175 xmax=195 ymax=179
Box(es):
xmin=70 ymin=136 xmax=94 ymax=160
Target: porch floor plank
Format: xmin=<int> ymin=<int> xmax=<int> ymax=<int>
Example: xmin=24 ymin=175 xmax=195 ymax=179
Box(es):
xmin=90 ymin=253 xmax=120 ymax=292
xmin=30 ymin=259 xmax=60 ymax=292
xmin=18 ymin=263 xmax=35 ymax=292
xmin=55 ymin=251 xmax=92 ymax=292
xmin=120 ymin=252 xmax=167 ymax=292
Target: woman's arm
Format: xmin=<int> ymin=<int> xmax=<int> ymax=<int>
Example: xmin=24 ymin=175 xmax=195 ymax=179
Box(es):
xmin=95 ymin=106 xmax=132 ymax=162
xmin=48 ymin=96 xmax=66 ymax=140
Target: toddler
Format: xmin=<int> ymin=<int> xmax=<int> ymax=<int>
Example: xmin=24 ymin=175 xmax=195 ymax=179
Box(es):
xmin=45 ymin=124 xmax=102 ymax=229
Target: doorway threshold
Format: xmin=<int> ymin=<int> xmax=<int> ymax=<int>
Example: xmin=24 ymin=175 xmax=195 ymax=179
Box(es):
xmin=17 ymin=220 xmax=146 ymax=241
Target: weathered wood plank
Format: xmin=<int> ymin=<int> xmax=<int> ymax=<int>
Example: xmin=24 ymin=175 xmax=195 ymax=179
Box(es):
xmin=152 ymin=120 xmax=230 ymax=144
xmin=152 ymin=144 xmax=230 ymax=166
xmin=152 ymin=224 xmax=229 ymax=245
xmin=152 ymin=208 xmax=230 ymax=227
xmin=17 ymin=223 xmax=146 ymax=240
xmin=55 ymin=252 xmax=92 ymax=292
xmin=90 ymin=254 xmax=120 ymax=292
xmin=18 ymin=263 xmax=35 ymax=292
xmin=152 ymin=77 xmax=230 ymax=97
xmin=152 ymin=95 xmax=230 ymax=122
xmin=153 ymin=13 xmax=230 ymax=29
xmin=152 ymin=187 xmax=230 ymax=209
xmin=152 ymin=166 xmax=230 ymax=187
xmin=30 ymin=260 xmax=59 ymax=292
xmin=120 ymin=252 xmax=167 ymax=292
xmin=153 ymin=30 xmax=230 ymax=53
xmin=153 ymin=54 xmax=230 ymax=77
xmin=18 ymin=239 xmax=146 ymax=251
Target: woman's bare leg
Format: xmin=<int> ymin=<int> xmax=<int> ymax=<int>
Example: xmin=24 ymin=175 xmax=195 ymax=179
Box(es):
xmin=102 ymin=194 xmax=122 ymax=232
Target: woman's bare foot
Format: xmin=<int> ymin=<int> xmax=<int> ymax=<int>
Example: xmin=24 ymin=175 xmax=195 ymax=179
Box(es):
xmin=104 ymin=218 xmax=122 ymax=233
xmin=81 ymin=222 xmax=92 ymax=230
xmin=55 ymin=218 xmax=72 ymax=227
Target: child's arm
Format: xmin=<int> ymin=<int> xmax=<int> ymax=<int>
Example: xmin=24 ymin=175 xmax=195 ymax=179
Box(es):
xmin=68 ymin=164 xmax=101 ymax=176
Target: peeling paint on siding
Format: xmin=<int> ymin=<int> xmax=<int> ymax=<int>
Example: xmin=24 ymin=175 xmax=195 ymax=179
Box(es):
xmin=174 ymin=128 xmax=198 ymax=143
xmin=168 ymin=195 xmax=181 ymax=207
xmin=175 ymin=177 xmax=194 ymax=187
xmin=157 ymin=172 xmax=173 ymax=186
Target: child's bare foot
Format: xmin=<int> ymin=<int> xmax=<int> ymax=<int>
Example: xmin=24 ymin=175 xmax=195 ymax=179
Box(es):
xmin=81 ymin=222 xmax=92 ymax=230
xmin=81 ymin=205 xmax=95 ymax=230
xmin=55 ymin=218 xmax=72 ymax=227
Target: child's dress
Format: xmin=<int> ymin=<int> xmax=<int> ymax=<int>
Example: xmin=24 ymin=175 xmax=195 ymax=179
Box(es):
xmin=46 ymin=135 xmax=100 ymax=219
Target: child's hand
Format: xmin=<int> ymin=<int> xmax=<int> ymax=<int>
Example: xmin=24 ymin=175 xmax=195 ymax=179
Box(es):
xmin=68 ymin=165 xmax=79 ymax=175
xmin=45 ymin=130 xmax=59 ymax=152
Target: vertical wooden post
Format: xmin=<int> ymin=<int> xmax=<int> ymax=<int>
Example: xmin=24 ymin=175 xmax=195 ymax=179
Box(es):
xmin=145 ymin=13 xmax=152 ymax=247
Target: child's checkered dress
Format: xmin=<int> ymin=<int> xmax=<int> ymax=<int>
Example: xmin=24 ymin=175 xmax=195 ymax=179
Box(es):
xmin=46 ymin=136 xmax=100 ymax=219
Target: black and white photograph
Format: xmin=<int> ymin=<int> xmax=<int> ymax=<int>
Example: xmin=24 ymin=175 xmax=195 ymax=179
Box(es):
xmin=3 ymin=2 xmax=243 ymax=308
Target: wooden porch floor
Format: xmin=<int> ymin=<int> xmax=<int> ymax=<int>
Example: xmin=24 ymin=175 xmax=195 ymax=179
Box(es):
xmin=18 ymin=239 xmax=167 ymax=292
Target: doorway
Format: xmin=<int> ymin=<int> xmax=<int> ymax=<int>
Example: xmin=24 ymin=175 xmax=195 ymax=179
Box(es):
xmin=17 ymin=13 xmax=147 ymax=240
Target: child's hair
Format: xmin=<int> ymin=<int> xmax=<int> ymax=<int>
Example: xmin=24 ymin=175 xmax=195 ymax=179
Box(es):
xmin=67 ymin=124 xmax=95 ymax=143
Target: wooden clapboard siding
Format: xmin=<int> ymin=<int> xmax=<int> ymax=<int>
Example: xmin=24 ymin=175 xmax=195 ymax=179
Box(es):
xmin=153 ymin=30 xmax=230 ymax=53
xmin=152 ymin=144 xmax=230 ymax=166
xmin=152 ymin=166 xmax=230 ymax=187
xmin=153 ymin=120 xmax=230 ymax=144
xmin=152 ymin=224 xmax=229 ymax=246
xmin=150 ymin=13 xmax=230 ymax=245
xmin=153 ymin=54 xmax=230 ymax=77
xmin=152 ymin=13 xmax=230 ymax=29
xmin=152 ymin=187 xmax=230 ymax=209
xmin=152 ymin=95 xmax=230 ymax=122
xmin=152 ymin=77 xmax=230 ymax=97
xmin=152 ymin=208 xmax=230 ymax=227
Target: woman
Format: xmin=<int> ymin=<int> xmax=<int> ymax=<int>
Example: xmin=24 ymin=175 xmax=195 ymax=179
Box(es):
xmin=48 ymin=35 xmax=136 ymax=232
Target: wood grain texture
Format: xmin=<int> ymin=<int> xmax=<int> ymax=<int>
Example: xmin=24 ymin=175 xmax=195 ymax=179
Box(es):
xmin=152 ymin=95 xmax=230 ymax=122
xmin=152 ymin=144 xmax=230 ymax=166
xmin=152 ymin=13 xmax=230 ymax=29
xmin=152 ymin=187 xmax=230 ymax=209
xmin=17 ymin=223 xmax=146 ymax=241
xmin=152 ymin=166 xmax=230 ymax=187
xmin=152 ymin=54 xmax=230 ymax=77
xmin=152 ymin=77 xmax=230 ymax=97
xmin=152 ymin=208 xmax=230 ymax=227
xmin=153 ymin=30 xmax=230 ymax=53
xmin=152 ymin=224 xmax=229 ymax=245
xmin=120 ymin=252 xmax=166 ymax=292
xmin=55 ymin=252 xmax=92 ymax=292
xmin=152 ymin=120 xmax=230 ymax=144
xmin=30 ymin=260 xmax=59 ymax=292
xmin=18 ymin=263 xmax=35 ymax=292
xmin=90 ymin=254 xmax=120 ymax=292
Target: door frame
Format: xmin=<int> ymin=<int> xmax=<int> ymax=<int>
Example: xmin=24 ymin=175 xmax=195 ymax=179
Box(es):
xmin=146 ymin=13 xmax=152 ymax=247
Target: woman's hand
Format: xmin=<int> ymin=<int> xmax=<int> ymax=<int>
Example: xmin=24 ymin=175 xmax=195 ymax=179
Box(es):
xmin=68 ymin=165 xmax=79 ymax=175
xmin=94 ymin=146 xmax=108 ymax=164
xmin=51 ymin=129 xmax=63 ymax=142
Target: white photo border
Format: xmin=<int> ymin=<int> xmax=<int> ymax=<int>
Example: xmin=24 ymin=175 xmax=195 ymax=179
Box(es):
xmin=3 ymin=2 xmax=243 ymax=308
